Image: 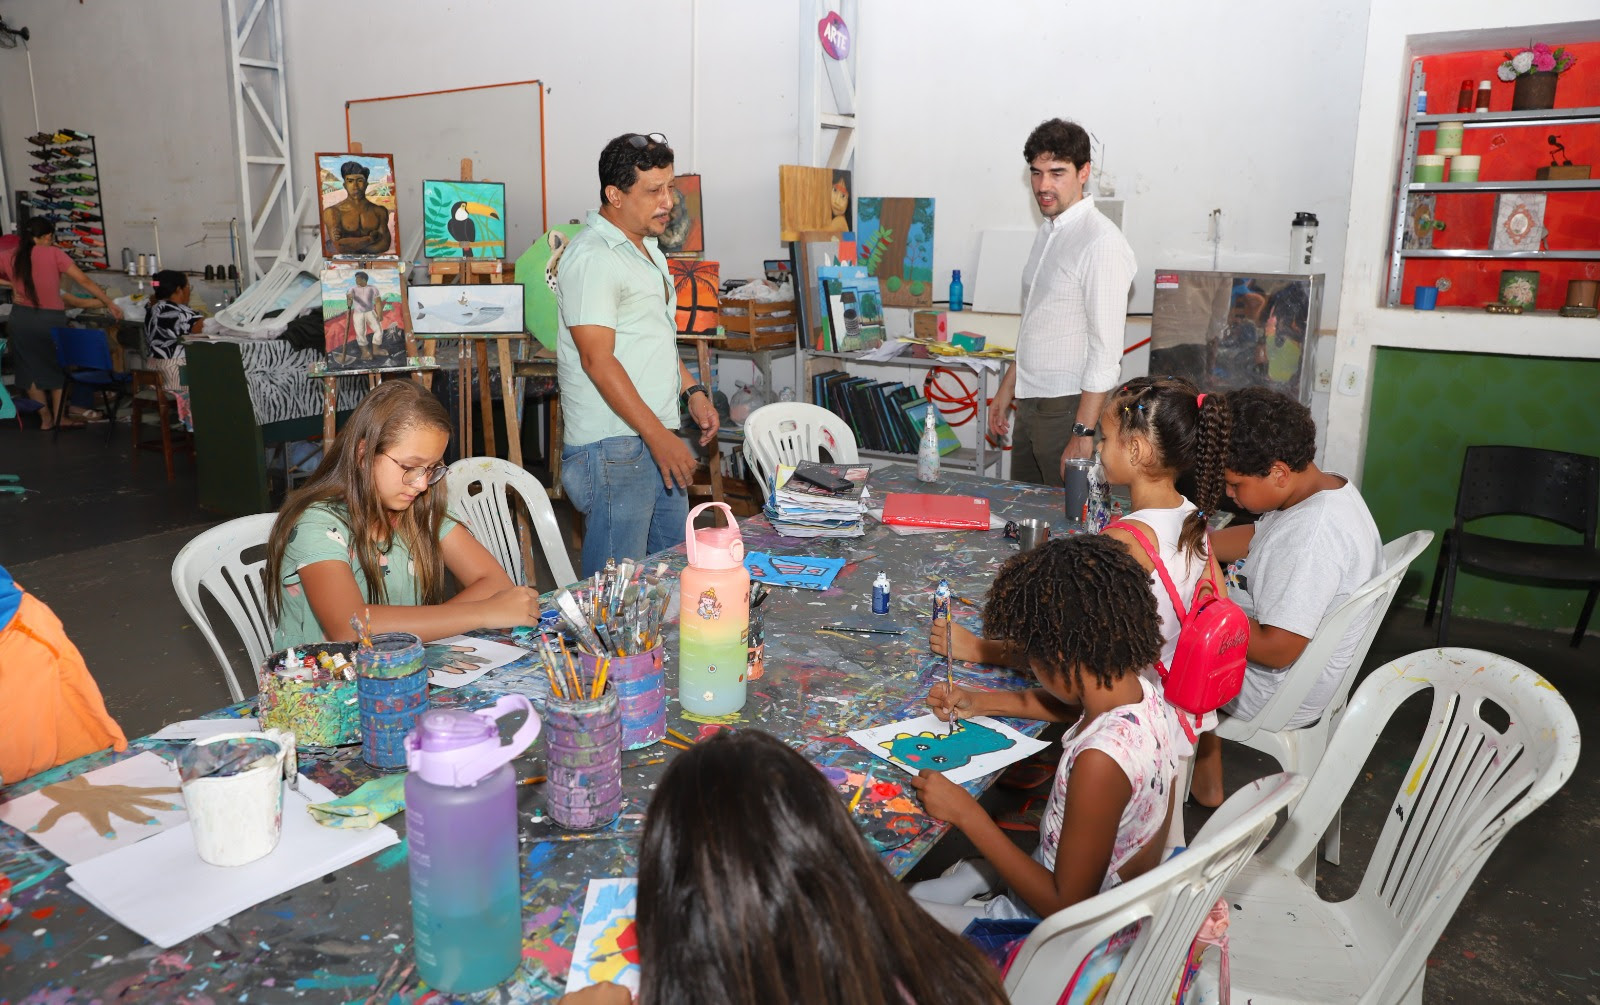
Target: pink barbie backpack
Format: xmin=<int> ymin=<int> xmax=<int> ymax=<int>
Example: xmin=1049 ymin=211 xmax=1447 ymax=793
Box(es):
xmin=1109 ymin=521 xmax=1249 ymax=741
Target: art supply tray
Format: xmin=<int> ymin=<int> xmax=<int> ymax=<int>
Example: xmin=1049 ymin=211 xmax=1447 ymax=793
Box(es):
xmin=257 ymin=642 xmax=363 ymax=747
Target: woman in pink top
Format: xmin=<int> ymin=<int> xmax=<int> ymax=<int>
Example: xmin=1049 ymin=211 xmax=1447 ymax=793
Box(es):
xmin=2 ymin=218 xmax=122 ymax=429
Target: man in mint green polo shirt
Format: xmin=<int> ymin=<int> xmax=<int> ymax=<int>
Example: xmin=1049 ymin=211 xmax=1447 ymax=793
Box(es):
xmin=557 ymin=132 xmax=719 ymax=577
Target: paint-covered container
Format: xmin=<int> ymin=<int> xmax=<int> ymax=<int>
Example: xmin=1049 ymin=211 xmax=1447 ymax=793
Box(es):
xmin=577 ymin=645 xmax=665 ymax=750
xmin=257 ymin=643 xmax=361 ymax=747
xmin=357 ymin=633 xmax=428 ymax=771
xmin=543 ymin=685 xmax=623 ymax=830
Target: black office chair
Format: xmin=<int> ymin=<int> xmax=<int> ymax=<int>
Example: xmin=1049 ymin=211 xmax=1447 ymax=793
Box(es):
xmin=1424 ymin=445 xmax=1600 ymax=648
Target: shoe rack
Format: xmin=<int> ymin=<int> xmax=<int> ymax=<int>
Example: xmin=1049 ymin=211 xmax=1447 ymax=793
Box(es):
xmin=21 ymin=129 xmax=109 ymax=271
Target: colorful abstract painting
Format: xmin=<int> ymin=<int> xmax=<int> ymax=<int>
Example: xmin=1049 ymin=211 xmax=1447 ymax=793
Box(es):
xmin=659 ymin=174 xmax=704 ymax=255
xmin=514 ymin=222 xmax=584 ymax=350
xmin=421 ymin=180 xmax=506 ymax=260
xmin=848 ymin=714 xmax=1049 ymax=785
xmin=565 ymin=878 xmax=641 ymax=996
xmin=316 ymin=152 xmax=399 ymax=259
xmin=670 ymin=259 xmax=720 ymax=333
xmin=321 ymin=265 xmax=407 ymax=369
xmin=408 ymin=283 xmax=524 ymax=336
xmin=858 ymin=197 xmax=935 ymax=308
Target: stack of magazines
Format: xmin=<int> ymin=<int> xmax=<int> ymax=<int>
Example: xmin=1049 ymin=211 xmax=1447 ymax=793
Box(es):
xmin=766 ymin=462 xmax=871 ymax=538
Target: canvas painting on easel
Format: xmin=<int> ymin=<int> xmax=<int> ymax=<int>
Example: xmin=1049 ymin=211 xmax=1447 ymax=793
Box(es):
xmin=659 ymin=173 xmax=704 ymax=255
xmin=422 ymin=180 xmax=506 ymax=259
xmin=778 ymin=165 xmax=852 ymax=241
xmin=408 ymin=284 xmax=525 ymax=336
xmin=317 ymin=152 xmax=400 ymax=259
xmin=514 ymin=223 xmax=583 ymax=350
xmin=670 ymin=259 xmax=720 ymax=333
xmin=322 ymin=265 xmax=407 ymax=369
xmin=858 ymin=197 xmax=935 ymax=307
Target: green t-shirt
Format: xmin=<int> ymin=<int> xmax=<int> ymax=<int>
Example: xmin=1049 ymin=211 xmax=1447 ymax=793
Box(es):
xmin=272 ymin=501 xmax=459 ymax=650
xmin=555 ymin=210 xmax=682 ymax=446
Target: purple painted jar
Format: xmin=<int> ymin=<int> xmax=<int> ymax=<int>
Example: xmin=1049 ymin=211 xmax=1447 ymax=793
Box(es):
xmin=543 ymin=686 xmax=623 ymax=830
xmin=578 ymin=646 xmax=665 ymax=750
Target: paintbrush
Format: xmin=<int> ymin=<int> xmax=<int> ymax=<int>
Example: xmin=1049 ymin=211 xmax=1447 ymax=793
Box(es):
xmin=557 ymin=635 xmax=583 ymax=698
xmin=553 ymin=588 xmax=605 ymax=655
xmin=538 ymin=633 xmax=565 ymax=698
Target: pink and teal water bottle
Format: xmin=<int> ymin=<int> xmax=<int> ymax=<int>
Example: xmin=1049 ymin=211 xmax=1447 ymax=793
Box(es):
xmin=404 ymin=696 xmax=540 ymax=993
xmin=678 ymin=502 xmax=750 ymax=716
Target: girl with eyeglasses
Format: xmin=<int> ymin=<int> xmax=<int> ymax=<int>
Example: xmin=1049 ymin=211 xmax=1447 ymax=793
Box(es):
xmin=266 ymin=380 xmax=540 ymax=650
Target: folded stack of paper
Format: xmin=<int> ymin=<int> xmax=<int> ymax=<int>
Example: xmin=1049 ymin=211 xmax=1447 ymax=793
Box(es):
xmin=66 ymin=777 xmax=399 ymax=948
xmin=765 ymin=463 xmax=871 ymax=538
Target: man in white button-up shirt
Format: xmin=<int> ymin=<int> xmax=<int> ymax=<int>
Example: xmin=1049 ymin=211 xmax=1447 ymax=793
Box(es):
xmin=989 ymin=119 xmax=1136 ymax=487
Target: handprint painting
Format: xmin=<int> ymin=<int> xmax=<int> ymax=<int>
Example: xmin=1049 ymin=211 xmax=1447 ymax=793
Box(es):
xmin=0 ymin=752 xmax=189 ymax=864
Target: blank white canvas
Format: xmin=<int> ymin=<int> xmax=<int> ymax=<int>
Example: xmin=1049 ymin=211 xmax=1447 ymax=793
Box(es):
xmin=972 ymin=230 xmax=1036 ymax=315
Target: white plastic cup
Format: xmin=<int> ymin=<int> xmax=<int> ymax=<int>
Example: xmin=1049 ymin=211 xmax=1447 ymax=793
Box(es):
xmin=180 ymin=729 xmax=296 ymax=867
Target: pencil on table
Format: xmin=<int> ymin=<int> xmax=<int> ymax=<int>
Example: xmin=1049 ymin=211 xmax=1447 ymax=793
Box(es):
xmin=666 ymin=727 xmax=695 ymax=746
xmin=662 ymin=739 xmax=692 ymax=751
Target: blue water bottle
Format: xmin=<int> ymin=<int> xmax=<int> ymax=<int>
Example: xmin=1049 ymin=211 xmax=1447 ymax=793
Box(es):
xmin=949 ymin=270 xmax=965 ymax=311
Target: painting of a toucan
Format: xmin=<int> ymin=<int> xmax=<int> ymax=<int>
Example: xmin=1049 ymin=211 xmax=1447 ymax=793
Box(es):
xmin=422 ymin=179 xmax=507 ymax=259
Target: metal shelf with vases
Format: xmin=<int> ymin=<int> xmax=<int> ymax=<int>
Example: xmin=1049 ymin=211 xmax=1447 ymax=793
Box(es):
xmin=1385 ymin=62 xmax=1599 ymax=307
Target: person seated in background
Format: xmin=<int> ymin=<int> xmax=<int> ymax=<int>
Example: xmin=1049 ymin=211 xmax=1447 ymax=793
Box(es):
xmin=144 ymin=269 xmax=204 ymax=391
xmin=0 ymin=563 xmax=128 ymax=786
xmin=1189 ymin=387 xmax=1383 ymax=807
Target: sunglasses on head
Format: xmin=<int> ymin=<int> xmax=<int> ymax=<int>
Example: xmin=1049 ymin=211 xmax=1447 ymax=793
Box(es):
xmin=625 ymin=132 xmax=668 ymax=149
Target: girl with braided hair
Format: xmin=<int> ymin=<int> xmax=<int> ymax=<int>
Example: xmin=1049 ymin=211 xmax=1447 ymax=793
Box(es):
xmin=909 ymin=535 xmax=1177 ymax=931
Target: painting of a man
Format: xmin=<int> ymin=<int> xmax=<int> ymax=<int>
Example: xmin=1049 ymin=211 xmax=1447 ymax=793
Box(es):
xmin=317 ymin=153 xmax=398 ymax=258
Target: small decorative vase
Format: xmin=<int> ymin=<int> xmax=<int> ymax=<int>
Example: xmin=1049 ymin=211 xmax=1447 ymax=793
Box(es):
xmin=1499 ymin=270 xmax=1540 ymax=310
xmin=1511 ymin=71 xmax=1559 ymax=111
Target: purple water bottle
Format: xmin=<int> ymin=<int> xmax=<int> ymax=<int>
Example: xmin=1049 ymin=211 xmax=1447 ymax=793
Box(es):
xmin=404 ymin=696 xmax=540 ymax=993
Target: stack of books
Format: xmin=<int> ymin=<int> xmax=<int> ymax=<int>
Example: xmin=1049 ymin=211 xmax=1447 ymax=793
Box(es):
xmin=766 ymin=462 xmax=871 ymax=538
xmin=813 ymin=371 xmax=960 ymax=457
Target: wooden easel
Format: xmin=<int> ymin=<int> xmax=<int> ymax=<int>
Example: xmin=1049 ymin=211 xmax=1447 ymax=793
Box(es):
xmin=419 ymin=158 xmax=526 ymax=468
xmin=675 ymin=332 xmax=726 ymax=504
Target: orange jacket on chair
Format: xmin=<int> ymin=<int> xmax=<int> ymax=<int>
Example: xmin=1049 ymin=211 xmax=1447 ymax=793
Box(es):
xmin=0 ymin=590 xmax=128 ymax=786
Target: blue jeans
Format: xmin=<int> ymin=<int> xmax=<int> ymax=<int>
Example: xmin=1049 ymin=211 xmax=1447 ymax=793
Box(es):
xmin=561 ymin=435 xmax=689 ymax=577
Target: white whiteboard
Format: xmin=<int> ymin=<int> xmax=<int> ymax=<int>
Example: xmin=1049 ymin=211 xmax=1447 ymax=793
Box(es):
xmin=345 ymin=81 xmax=547 ymax=265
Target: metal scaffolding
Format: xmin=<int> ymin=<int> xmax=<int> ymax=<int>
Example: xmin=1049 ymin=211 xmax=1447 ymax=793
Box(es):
xmin=221 ymin=0 xmax=301 ymax=283
xmin=798 ymin=0 xmax=857 ymax=173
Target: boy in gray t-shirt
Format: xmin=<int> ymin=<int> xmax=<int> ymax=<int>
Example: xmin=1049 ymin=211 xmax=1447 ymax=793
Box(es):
xmin=1190 ymin=388 xmax=1383 ymax=808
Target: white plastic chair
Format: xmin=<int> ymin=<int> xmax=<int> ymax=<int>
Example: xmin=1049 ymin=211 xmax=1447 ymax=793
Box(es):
xmin=1220 ymin=648 xmax=1580 ymax=1004
xmin=171 ymin=513 xmax=278 ymax=703
xmin=1004 ymin=772 xmax=1308 ymax=1004
xmin=741 ymin=402 xmax=860 ymax=501
xmin=446 ymin=457 xmax=577 ymax=591
xmin=1211 ymin=529 xmax=1434 ymax=868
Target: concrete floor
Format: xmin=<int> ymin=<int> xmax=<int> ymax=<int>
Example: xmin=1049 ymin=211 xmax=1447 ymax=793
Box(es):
xmin=1 ymin=416 xmax=1592 ymax=1003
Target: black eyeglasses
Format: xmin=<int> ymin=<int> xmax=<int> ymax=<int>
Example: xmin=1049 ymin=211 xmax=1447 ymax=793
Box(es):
xmin=380 ymin=453 xmax=448 ymax=488
xmin=626 ymin=132 xmax=668 ymax=149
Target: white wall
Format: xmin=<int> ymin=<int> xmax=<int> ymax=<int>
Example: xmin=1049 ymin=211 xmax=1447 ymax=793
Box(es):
xmin=1323 ymin=5 xmax=1600 ymax=482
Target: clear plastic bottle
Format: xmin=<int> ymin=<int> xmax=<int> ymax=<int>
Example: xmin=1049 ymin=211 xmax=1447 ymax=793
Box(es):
xmin=405 ymin=697 xmax=540 ymax=993
xmin=1087 ymin=457 xmax=1113 ymax=533
xmin=916 ymin=406 xmax=941 ymax=482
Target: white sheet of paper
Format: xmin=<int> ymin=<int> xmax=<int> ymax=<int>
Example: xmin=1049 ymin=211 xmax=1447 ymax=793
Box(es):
xmin=848 ymin=713 xmax=1050 ymax=785
xmin=565 ymin=877 xmax=641 ymax=995
xmin=66 ymin=776 xmax=398 ymax=948
xmin=425 ymin=635 xmax=529 ymax=688
xmin=0 ymin=751 xmax=188 ymax=864
xmin=150 ymin=718 xmax=261 ymax=740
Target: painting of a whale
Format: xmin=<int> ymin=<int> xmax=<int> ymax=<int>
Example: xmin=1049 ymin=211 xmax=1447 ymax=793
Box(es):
xmin=408 ymin=283 xmax=525 ymax=335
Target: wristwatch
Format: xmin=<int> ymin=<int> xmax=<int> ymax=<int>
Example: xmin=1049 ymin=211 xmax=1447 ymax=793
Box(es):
xmin=1071 ymin=422 xmax=1095 ymax=439
xmin=680 ymin=383 xmax=709 ymax=407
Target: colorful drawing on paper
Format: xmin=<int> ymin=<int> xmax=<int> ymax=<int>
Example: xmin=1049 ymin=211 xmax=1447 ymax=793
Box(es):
xmin=858 ymin=197 xmax=935 ymax=307
xmin=823 ymin=271 xmax=885 ymax=353
xmin=408 ymin=283 xmax=525 ymax=336
xmin=659 ymin=173 xmax=704 ymax=255
xmin=818 ymin=765 xmax=932 ymax=854
xmin=422 ymin=180 xmax=505 ymax=259
xmin=424 ymin=635 xmax=528 ymax=689
xmin=321 ymin=265 xmax=406 ymax=370
xmin=670 ymin=259 xmax=720 ymax=333
xmin=847 ymin=714 xmax=1050 ymax=786
xmin=316 ymin=152 xmax=399 ymax=259
xmin=0 ymin=752 xmax=187 ymax=865
xmin=744 ymin=551 xmax=846 ymax=591
xmin=514 ymin=222 xmax=583 ymax=350
xmin=565 ymin=877 xmax=641 ymax=996
xmin=778 ymin=165 xmax=852 ymax=241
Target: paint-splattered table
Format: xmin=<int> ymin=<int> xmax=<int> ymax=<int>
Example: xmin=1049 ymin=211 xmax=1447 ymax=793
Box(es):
xmin=0 ymin=464 xmax=1070 ymax=1002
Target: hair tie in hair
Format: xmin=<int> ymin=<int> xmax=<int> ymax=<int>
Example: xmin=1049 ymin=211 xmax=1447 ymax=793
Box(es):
xmin=1196 ymin=510 xmax=1205 ymax=519
xmin=1196 ymin=393 xmax=1207 ymax=408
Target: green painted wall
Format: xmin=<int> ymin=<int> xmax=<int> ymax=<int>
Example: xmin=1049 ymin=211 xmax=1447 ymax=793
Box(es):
xmin=1362 ymin=348 xmax=1600 ymax=634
